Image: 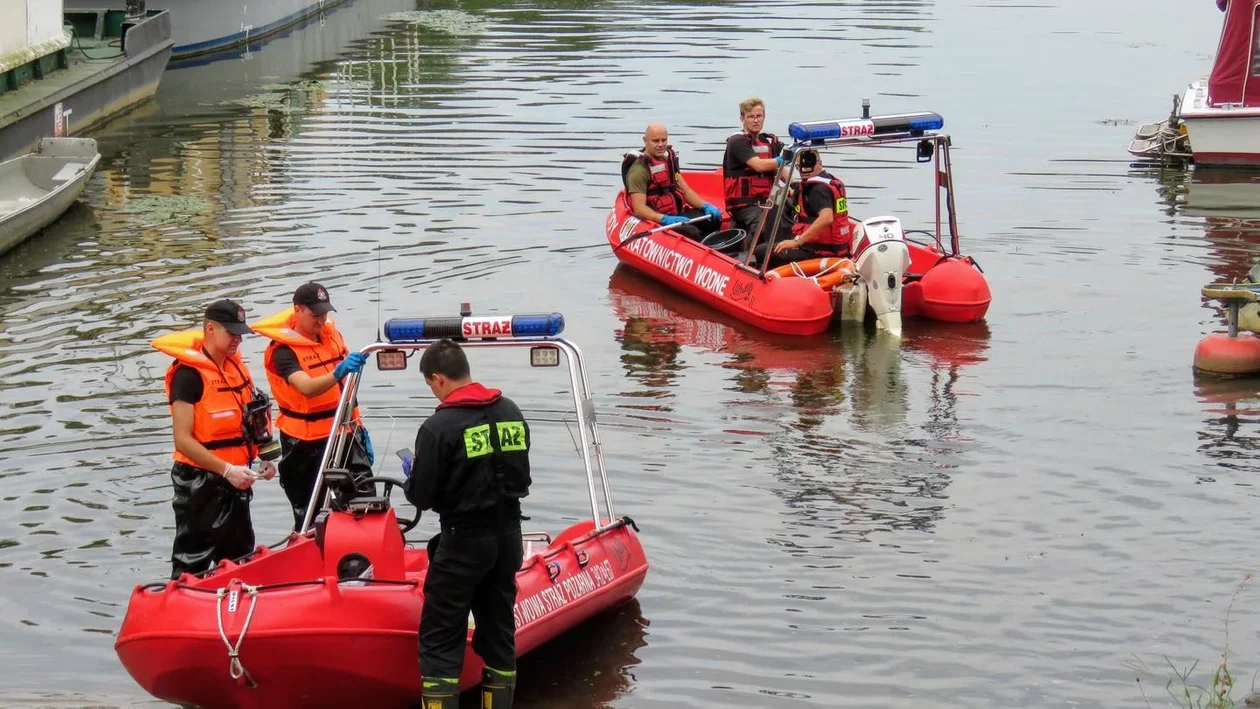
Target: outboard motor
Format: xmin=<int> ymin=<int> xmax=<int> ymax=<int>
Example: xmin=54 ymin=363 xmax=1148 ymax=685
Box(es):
xmin=852 ymin=216 xmax=911 ymax=336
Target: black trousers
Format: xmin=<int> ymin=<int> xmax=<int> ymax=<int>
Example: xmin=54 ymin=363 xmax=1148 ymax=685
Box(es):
xmin=419 ymin=519 xmax=524 ymax=679
xmin=730 ymin=203 xmax=795 ymax=248
xmin=665 ymin=207 xmax=720 ymax=242
xmin=170 ymin=462 xmax=254 ymax=579
xmin=278 ymin=428 xmax=373 ymax=531
xmin=753 ymin=242 xmax=848 ymax=269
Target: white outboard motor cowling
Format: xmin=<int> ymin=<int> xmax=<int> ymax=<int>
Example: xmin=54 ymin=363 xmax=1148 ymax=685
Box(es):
xmin=853 ymin=216 xmax=912 ymax=336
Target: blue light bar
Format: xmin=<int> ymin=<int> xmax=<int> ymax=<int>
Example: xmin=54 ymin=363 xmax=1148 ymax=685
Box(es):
xmin=788 ymin=112 xmax=944 ymax=143
xmin=383 ymin=313 xmax=565 ymax=342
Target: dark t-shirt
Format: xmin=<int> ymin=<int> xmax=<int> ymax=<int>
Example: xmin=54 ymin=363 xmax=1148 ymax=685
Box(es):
xmin=272 ymin=345 xmax=302 ymax=380
xmin=723 ymin=133 xmax=783 ymax=173
xmin=169 ymin=365 xmax=203 ymax=405
xmin=801 ymin=180 xmax=835 ymax=222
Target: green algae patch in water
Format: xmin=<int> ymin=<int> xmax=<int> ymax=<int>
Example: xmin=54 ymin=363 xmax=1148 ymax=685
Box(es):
xmin=383 ymin=10 xmax=491 ymax=36
xmin=118 ymin=196 xmax=213 ymax=226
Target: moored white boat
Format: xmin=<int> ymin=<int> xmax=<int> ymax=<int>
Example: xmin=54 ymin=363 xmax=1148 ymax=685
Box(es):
xmin=1130 ymin=0 xmax=1260 ymax=166
xmin=0 ymin=138 xmax=99 ymax=257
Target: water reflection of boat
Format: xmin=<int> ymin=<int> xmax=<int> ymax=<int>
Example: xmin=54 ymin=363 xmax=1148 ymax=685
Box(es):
xmin=608 ymin=265 xmax=990 ymax=435
xmin=515 ymin=599 xmax=647 ymax=707
xmin=75 ymin=0 xmax=417 ymax=288
xmin=1144 ymin=166 xmax=1260 ymax=284
xmin=608 ymin=265 xmax=989 ymax=383
xmin=65 ymin=0 xmax=354 ymax=60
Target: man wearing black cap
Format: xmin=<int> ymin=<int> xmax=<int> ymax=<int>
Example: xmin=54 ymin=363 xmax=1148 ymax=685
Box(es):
xmin=253 ymin=282 xmax=371 ymax=531
xmin=150 ymin=299 xmax=277 ymax=579
xmin=771 ymin=149 xmax=856 ymax=265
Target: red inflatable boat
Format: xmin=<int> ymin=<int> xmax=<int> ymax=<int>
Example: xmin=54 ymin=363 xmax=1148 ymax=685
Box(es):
xmin=607 ymin=110 xmax=991 ymax=337
xmin=116 ymin=310 xmax=649 ymax=709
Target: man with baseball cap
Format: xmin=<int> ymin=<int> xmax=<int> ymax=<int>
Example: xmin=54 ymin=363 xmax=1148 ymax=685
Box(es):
xmin=252 ymin=283 xmax=372 ymax=531
xmin=150 ymin=298 xmax=277 ymax=579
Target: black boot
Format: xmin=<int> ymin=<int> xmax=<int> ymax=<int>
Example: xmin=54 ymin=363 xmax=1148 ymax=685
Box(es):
xmin=421 ymin=676 xmax=460 ymax=709
xmin=481 ymin=666 xmax=516 ymax=709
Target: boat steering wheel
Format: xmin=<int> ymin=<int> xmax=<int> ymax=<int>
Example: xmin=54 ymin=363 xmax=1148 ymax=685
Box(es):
xmin=354 ymin=476 xmax=422 ymax=533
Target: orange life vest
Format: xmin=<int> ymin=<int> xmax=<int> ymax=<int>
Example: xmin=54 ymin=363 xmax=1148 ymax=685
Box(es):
xmin=723 ymin=131 xmax=778 ymax=208
xmin=252 ymin=308 xmax=359 ymax=441
xmin=153 ymin=330 xmax=256 ymax=468
xmin=792 ymin=172 xmax=852 ymax=252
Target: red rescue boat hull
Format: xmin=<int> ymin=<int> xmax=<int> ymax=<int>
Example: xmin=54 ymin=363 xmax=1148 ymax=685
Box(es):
xmin=607 ymin=169 xmax=991 ymax=334
xmin=115 ymin=511 xmax=647 ymax=709
xmin=605 ymin=197 xmax=833 ymax=336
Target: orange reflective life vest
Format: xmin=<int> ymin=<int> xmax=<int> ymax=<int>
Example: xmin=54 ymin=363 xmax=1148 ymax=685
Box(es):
xmin=252 ymin=308 xmax=359 ymax=441
xmin=792 ymin=172 xmax=852 ymax=252
xmin=153 ymin=330 xmax=256 ymax=468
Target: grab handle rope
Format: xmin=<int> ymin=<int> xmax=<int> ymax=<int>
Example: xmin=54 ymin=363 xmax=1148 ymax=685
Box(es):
xmin=216 ymin=583 xmax=261 ymax=688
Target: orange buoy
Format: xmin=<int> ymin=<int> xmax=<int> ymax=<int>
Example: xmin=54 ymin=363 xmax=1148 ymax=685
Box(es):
xmin=1193 ymin=332 xmax=1260 ymax=376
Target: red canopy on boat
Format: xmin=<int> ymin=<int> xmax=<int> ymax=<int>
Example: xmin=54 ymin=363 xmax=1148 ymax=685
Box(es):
xmin=1208 ymin=0 xmax=1260 ymax=107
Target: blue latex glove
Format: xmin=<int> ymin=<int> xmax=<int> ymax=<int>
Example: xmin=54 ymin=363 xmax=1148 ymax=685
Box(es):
xmin=659 ymin=214 xmax=689 ymax=227
xmin=775 ymin=155 xmax=784 ymax=167
xmin=359 ymin=428 xmax=375 ymax=465
xmin=334 ymin=352 xmax=366 ymax=382
xmin=401 ymin=454 xmax=414 ymax=478
xmin=701 ymin=203 xmax=722 ymax=221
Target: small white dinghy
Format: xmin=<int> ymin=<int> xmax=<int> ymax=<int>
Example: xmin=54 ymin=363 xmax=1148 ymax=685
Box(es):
xmin=0 ymin=138 xmax=100 ymax=257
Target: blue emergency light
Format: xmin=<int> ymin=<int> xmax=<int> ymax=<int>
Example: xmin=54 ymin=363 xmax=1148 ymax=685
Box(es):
xmin=788 ymin=112 xmax=944 ymax=143
xmin=383 ymin=313 xmax=565 ymax=343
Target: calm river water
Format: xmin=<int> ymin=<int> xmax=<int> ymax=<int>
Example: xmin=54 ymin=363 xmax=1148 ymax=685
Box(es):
xmin=1 ymin=0 xmax=1255 ymax=707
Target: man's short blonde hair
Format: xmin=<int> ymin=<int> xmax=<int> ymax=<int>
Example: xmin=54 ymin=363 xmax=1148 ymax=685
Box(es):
xmin=739 ymin=97 xmax=765 ymax=117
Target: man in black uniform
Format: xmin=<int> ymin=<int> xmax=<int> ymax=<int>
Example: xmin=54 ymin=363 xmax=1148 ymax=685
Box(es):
xmin=402 ymin=338 xmax=531 ymax=709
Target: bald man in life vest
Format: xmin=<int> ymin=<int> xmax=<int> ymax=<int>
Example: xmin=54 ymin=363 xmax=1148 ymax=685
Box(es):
xmin=153 ymin=298 xmax=278 ymax=579
xmin=253 ymin=283 xmax=372 ymax=530
xmin=623 ymin=123 xmax=723 ymax=241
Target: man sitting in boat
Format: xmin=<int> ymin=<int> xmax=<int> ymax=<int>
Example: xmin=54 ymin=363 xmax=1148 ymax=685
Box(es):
xmin=722 ymin=97 xmax=794 ymax=241
xmin=623 ymin=123 xmax=723 ymax=241
xmin=761 ymin=149 xmax=856 ymax=267
xmin=401 ymin=338 xmax=532 ymax=709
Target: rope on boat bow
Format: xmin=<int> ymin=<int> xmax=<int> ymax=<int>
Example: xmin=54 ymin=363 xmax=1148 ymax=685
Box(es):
xmin=216 ymin=583 xmax=261 ymax=688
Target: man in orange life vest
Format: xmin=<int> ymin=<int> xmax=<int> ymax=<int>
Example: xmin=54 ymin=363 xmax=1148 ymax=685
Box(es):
xmin=623 ymin=122 xmax=723 ymax=241
xmin=765 ymin=149 xmax=857 ymax=267
xmin=154 ymin=298 xmax=278 ymax=580
xmin=253 ymin=283 xmax=371 ymax=531
xmin=722 ymin=97 xmax=795 ymax=243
